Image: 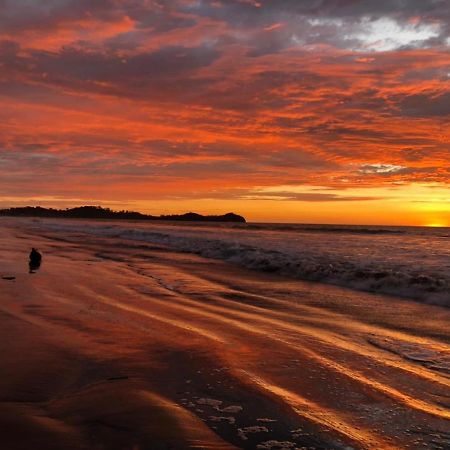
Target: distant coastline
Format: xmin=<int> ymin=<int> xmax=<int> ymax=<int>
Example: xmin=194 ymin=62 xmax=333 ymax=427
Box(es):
xmin=0 ymin=206 xmax=246 ymax=223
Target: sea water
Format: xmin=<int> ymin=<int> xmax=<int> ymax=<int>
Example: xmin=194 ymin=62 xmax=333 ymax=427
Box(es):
xmin=22 ymin=219 xmax=450 ymax=306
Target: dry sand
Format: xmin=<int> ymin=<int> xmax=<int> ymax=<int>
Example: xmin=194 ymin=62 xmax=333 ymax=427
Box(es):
xmin=0 ymin=218 xmax=449 ymax=449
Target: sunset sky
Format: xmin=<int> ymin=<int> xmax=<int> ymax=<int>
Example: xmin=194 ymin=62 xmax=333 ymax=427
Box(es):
xmin=0 ymin=0 xmax=449 ymax=225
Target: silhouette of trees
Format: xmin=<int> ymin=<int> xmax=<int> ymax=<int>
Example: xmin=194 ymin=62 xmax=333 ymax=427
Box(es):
xmin=0 ymin=206 xmax=246 ymax=223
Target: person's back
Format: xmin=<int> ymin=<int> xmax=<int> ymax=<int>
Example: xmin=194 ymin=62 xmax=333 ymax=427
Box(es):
xmin=29 ymin=248 xmax=42 ymax=264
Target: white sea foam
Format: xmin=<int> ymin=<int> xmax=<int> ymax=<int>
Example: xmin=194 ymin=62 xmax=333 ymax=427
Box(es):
xmin=368 ymin=336 xmax=450 ymax=373
xmin=238 ymin=426 xmax=269 ymax=440
xmin=27 ymin=219 xmax=450 ymax=307
xmin=208 ymin=416 xmax=236 ymax=424
xmin=215 ymin=405 xmax=243 ymax=413
xmin=196 ymin=398 xmax=223 ymax=408
xmin=256 ymin=441 xmax=297 ymax=450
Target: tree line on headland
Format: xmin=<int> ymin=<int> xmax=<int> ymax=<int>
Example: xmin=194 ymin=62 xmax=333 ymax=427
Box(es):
xmin=0 ymin=206 xmax=246 ymax=223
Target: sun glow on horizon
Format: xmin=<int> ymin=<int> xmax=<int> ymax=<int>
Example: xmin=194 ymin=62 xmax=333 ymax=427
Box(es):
xmin=1 ymin=180 xmax=448 ymax=227
xmin=425 ymin=222 xmax=448 ymax=228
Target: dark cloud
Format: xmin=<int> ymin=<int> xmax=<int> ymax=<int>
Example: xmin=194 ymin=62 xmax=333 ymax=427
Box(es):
xmin=0 ymin=41 xmax=220 ymax=103
xmin=177 ymin=0 xmax=450 ymax=53
xmin=184 ymin=0 xmax=450 ymax=22
xmin=2 ymin=0 xmax=449 ymax=52
xmin=0 ymin=0 xmax=120 ymax=32
xmin=398 ymin=92 xmax=450 ymax=117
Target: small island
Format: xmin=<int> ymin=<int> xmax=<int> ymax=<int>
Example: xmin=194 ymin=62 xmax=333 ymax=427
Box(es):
xmin=0 ymin=206 xmax=246 ymax=223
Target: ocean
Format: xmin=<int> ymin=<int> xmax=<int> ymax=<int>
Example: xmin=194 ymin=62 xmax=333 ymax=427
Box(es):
xmin=22 ymin=218 xmax=450 ymax=307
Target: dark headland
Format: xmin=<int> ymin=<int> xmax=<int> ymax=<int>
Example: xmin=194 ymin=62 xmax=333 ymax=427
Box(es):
xmin=0 ymin=206 xmax=246 ymax=223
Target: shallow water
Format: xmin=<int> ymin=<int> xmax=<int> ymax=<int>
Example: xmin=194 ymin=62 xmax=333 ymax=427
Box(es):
xmin=19 ymin=218 xmax=450 ymax=306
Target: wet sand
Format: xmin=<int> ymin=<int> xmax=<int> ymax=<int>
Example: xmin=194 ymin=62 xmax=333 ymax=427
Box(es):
xmin=0 ymin=219 xmax=449 ymax=449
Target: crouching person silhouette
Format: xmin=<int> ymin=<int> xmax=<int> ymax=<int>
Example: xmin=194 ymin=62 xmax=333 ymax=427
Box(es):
xmin=29 ymin=248 xmax=42 ymax=273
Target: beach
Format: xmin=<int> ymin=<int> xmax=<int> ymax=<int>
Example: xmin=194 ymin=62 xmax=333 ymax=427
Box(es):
xmin=0 ymin=218 xmax=449 ymax=450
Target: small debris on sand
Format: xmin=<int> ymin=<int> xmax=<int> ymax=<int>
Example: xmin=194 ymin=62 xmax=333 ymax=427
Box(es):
xmin=256 ymin=441 xmax=298 ymax=450
xmin=290 ymin=429 xmax=306 ymax=439
xmin=1 ymin=276 xmax=16 ymax=281
xmin=208 ymin=416 xmax=236 ymax=425
xmin=197 ymin=398 xmax=223 ymax=408
xmin=215 ymin=405 xmax=243 ymax=413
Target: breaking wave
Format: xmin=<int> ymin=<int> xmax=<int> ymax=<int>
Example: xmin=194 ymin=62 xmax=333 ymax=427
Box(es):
xmin=31 ymin=220 xmax=450 ymax=307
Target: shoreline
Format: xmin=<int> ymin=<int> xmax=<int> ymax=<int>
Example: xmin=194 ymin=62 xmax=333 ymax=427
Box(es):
xmin=10 ymin=216 xmax=448 ymax=308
